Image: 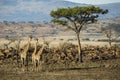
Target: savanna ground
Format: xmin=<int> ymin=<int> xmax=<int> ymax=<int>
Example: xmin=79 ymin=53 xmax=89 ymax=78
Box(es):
xmin=0 ymin=58 xmax=120 ymax=80
xmin=0 ymin=38 xmax=120 ymax=80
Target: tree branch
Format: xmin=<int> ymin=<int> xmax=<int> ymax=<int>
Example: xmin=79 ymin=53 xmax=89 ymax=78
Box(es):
xmin=66 ymin=16 xmax=78 ymax=33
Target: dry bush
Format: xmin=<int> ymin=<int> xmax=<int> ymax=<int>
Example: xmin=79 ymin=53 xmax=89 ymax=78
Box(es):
xmin=0 ymin=41 xmax=119 ymax=67
xmin=42 ymin=42 xmax=78 ymax=65
xmin=38 ymin=42 xmax=120 ymax=65
xmin=84 ymin=45 xmax=120 ymax=61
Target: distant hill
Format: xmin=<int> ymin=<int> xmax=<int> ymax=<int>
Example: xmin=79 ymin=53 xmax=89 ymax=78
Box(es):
xmin=0 ymin=0 xmax=120 ymax=22
xmin=98 ymin=3 xmax=120 ymax=18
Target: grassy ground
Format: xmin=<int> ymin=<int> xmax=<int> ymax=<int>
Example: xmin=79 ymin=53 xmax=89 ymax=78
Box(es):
xmin=0 ymin=58 xmax=120 ymax=80
xmin=0 ymin=38 xmax=120 ymax=80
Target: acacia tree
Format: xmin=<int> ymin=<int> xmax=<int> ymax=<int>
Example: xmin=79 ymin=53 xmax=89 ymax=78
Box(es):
xmin=50 ymin=6 xmax=108 ymax=62
xmin=101 ymin=23 xmax=120 ymax=48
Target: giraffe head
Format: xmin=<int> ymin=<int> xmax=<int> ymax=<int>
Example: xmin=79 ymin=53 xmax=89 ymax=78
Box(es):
xmin=34 ymin=38 xmax=38 ymax=43
xmin=28 ymin=35 xmax=32 ymax=41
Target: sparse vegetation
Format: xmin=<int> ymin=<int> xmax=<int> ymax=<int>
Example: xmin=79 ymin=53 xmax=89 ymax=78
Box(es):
xmin=0 ymin=40 xmax=120 ymax=80
xmin=101 ymin=23 xmax=120 ymax=47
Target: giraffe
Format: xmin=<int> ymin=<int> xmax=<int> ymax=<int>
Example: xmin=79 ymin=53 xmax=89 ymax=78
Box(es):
xmin=20 ymin=36 xmax=32 ymax=71
xmin=31 ymin=38 xmax=38 ymax=70
xmin=32 ymin=40 xmax=46 ymax=71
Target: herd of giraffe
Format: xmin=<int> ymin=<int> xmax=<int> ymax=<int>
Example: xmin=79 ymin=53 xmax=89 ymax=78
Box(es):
xmin=20 ymin=36 xmax=46 ymax=71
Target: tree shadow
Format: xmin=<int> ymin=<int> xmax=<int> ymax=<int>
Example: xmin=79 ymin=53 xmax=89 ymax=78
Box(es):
xmin=49 ymin=66 xmax=98 ymax=72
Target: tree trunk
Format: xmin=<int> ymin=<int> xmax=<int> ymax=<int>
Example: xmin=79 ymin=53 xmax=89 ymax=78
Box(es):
xmin=76 ymin=33 xmax=83 ymax=62
xmin=109 ymin=41 xmax=112 ymax=48
xmin=108 ymin=38 xmax=112 ymax=48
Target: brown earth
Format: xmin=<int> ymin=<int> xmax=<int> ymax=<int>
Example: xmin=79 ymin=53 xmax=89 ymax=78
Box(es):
xmin=0 ymin=58 xmax=120 ymax=80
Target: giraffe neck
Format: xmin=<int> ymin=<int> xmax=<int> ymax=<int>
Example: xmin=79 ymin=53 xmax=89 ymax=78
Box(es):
xmin=24 ymin=38 xmax=30 ymax=52
xmin=33 ymin=42 xmax=37 ymax=55
xmin=37 ymin=44 xmax=45 ymax=56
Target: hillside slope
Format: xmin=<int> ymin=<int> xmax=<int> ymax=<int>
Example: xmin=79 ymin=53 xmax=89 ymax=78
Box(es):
xmin=0 ymin=0 xmax=120 ymax=22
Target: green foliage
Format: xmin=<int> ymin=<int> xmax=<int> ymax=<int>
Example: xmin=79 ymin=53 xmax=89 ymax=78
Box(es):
xmin=50 ymin=5 xmax=108 ymax=32
xmin=51 ymin=19 xmax=67 ymax=25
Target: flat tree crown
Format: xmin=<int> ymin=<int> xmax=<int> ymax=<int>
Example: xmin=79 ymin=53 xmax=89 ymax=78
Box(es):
xmin=50 ymin=6 xmax=108 ymax=25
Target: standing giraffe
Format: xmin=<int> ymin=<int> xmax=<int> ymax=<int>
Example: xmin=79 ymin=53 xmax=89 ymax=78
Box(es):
xmin=20 ymin=36 xmax=32 ymax=71
xmin=31 ymin=38 xmax=38 ymax=70
xmin=32 ymin=40 xmax=46 ymax=71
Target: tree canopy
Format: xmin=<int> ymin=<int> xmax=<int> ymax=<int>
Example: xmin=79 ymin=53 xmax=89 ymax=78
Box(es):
xmin=50 ymin=6 xmax=108 ymax=33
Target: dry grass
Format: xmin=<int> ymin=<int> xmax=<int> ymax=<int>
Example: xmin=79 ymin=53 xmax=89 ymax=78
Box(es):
xmin=0 ymin=59 xmax=120 ymax=80
xmin=0 ymin=39 xmax=120 ymax=80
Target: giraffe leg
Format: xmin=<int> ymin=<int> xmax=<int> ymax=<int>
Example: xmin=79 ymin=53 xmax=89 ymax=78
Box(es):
xmin=38 ymin=60 xmax=43 ymax=72
xmin=36 ymin=60 xmax=38 ymax=71
xmin=21 ymin=58 xmax=23 ymax=67
xmin=31 ymin=60 xmax=34 ymax=71
xmin=26 ymin=56 xmax=29 ymax=71
xmin=35 ymin=60 xmax=39 ymax=71
xmin=33 ymin=59 xmax=37 ymax=71
xmin=21 ymin=58 xmax=25 ymax=71
xmin=33 ymin=60 xmax=36 ymax=71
